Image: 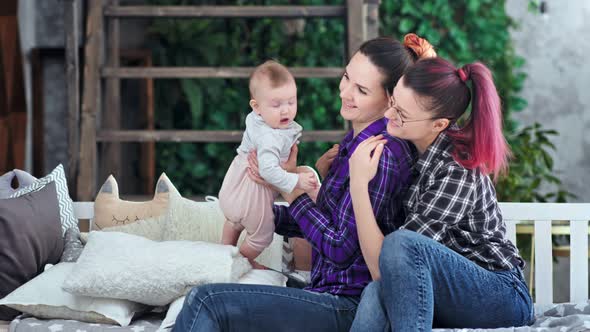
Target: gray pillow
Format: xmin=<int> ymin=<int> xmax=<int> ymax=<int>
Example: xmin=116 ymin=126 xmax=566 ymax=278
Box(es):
xmin=60 ymin=227 xmax=85 ymax=263
xmin=0 ymin=181 xmax=64 ymax=320
xmin=0 ymin=169 xmax=37 ymax=199
xmin=10 ymin=164 xmax=78 ymax=236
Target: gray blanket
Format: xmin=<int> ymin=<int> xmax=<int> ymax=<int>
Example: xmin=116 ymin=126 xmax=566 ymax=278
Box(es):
xmin=9 ymin=302 xmax=590 ymax=332
xmin=434 ymin=302 xmax=590 ymax=332
xmin=9 ymin=313 xmax=163 ymax=332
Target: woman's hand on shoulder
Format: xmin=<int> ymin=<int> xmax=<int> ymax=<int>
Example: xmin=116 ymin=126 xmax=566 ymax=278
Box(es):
xmin=315 ymin=144 xmax=339 ymax=179
xmin=349 ymin=135 xmax=387 ymax=190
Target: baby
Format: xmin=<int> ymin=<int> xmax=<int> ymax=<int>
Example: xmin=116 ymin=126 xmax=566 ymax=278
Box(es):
xmin=219 ymin=60 xmax=318 ymax=264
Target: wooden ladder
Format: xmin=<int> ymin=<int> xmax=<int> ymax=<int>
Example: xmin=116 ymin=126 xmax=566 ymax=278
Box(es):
xmin=67 ymin=0 xmax=382 ymax=200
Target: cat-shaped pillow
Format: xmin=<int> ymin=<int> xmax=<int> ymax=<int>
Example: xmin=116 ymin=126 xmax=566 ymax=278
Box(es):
xmin=93 ymin=173 xmax=178 ymax=230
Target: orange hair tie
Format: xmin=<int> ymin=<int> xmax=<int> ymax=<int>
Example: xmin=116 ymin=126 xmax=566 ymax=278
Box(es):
xmin=403 ymin=33 xmax=437 ymax=59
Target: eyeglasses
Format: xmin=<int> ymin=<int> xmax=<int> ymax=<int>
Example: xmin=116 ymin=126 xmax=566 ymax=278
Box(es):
xmin=387 ymin=93 xmax=451 ymax=128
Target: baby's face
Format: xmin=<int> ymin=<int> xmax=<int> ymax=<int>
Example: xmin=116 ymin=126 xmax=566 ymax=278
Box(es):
xmin=252 ymin=81 xmax=297 ymax=129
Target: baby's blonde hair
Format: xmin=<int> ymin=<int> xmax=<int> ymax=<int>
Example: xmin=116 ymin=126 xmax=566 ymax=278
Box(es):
xmin=249 ymin=60 xmax=294 ymax=99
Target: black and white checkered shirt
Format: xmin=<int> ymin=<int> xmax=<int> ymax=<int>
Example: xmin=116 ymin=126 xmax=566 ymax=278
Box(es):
xmin=399 ymin=131 xmax=524 ymax=271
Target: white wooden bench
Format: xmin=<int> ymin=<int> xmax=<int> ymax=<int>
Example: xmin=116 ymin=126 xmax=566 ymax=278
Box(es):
xmin=72 ymin=202 xmax=590 ymax=305
xmin=501 ymin=203 xmax=590 ymax=304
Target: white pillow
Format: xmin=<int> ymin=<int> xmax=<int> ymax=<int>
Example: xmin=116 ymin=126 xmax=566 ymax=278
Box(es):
xmin=93 ymin=193 xmax=284 ymax=271
xmin=161 ymin=195 xmax=284 ymax=271
xmin=0 ymin=263 xmax=144 ymax=326
xmin=158 ymin=269 xmax=287 ymax=331
xmin=62 ymin=231 xmax=251 ymax=306
xmin=158 ymin=296 xmax=185 ymax=332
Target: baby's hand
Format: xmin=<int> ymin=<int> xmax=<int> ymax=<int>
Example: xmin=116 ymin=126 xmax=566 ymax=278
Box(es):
xmin=296 ymin=172 xmax=318 ymax=192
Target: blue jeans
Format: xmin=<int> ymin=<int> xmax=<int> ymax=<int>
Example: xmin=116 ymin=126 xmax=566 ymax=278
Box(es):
xmin=350 ymin=230 xmax=534 ymax=331
xmin=172 ymin=283 xmax=359 ymax=332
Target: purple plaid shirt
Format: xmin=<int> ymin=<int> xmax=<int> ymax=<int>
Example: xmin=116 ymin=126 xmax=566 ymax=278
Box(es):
xmin=273 ymin=118 xmax=416 ymax=296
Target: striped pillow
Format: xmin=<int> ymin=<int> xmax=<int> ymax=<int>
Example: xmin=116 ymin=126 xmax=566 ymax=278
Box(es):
xmin=10 ymin=164 xmax=77 ymax=235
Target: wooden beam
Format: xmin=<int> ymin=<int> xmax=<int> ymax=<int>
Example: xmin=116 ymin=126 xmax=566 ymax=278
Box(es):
xmin=96 ymin=130 xmax=347 ymax=143
xmin=8 ymin=113 xmax=26 ymax=170
xmin=102 ymin=66 xmax=343 ymax=79
xmin=365 ymin=0 xmax=381 ymax=40
xmin=0 ymin=32 xmax=6 ymax=172
xmin=77 ymin=0 xmax=104 ymax=201
xmin=141 ymin=55 xmax=155 ymax=195
xmin=104 ymin=5 xmax=346 ymax=18
xmin=31 ymin=49 xmax=44 ymax=177
xmin=0 ymin=1 xmax=17 ymax=16
xmin=346 ymin=0 xmax=364 ymax=60
xmin=0 ymin=11 xmax=27 ymax=172
xmin=346 ymin=0 xmax=381 ymax=59
xmin=65 ymin=0 xmax=81 ymax=197
xmin=119 ymin=49 xmax=156 ymax=195
xmin=101 ymin=0 xmax=122 ymax=187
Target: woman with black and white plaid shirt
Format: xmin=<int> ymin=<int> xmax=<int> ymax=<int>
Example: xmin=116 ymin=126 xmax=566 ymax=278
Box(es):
xmin=347 ymin=56 xmax=534 ymax=331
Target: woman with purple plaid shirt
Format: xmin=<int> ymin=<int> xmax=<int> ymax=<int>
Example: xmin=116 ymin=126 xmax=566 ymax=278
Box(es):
xmin=172 ymin=35 xmax=434 ymax=332
xmin=348 ymin=54 xmax=534 ymax=330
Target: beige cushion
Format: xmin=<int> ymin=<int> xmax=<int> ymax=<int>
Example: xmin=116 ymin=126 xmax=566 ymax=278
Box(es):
xmin=93 ymin=173 xmax=177 ymax=230
xmin=101 ymin=216 xmax=166 ymax=241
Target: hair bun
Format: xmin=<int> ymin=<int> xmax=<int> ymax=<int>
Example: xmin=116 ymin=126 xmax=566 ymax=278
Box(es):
xmin=403 ymin=33 xmax=437 ymax=59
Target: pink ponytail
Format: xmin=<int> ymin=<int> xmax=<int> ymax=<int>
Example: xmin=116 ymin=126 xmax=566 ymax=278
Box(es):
xmin=447 ymin=63 xmax=509 ymax=176
xmin=404 ymin=59 xmax=510 ymax=177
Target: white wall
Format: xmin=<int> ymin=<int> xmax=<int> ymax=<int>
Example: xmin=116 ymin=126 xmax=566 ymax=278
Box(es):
xmin=506 ymin=0 xmax=590 ymax=202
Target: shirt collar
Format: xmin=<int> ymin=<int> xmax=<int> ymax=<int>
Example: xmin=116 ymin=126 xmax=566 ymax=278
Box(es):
xmin=340 ymin=118 xmax=388 ymax=157
xmin=413 ymin=129 xmax=453 ymax=176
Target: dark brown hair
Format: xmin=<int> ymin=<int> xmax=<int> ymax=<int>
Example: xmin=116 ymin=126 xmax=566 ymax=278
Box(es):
xmin=358 ymin=34 xmax=436 ymax=93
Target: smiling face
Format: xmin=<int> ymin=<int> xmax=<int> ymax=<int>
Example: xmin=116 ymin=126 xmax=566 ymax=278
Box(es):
xmin=384 ymin=76 xmax=450 ymax=153
xmin=250 ymin=79 xmax=298 ymax=129
xmin=339 ymin=52 xmax=390 ymax=134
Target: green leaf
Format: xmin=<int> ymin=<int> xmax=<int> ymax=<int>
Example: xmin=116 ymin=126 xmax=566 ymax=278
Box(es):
xmin=467 ymin=0 xmax=480 ymax=13
xmin=399 ymin=18 xmax=415 ymax=34
xmin=512 ymin=97 xmax=528 ymax=112
xmin=180 ymin=79 xmax=203 ymax=127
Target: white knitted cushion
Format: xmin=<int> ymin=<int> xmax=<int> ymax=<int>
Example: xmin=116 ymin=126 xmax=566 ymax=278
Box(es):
xmin=62 ymin=231 xmax=251 ymax=306
xmin=161 ymin=194 xmax=284 ymax=271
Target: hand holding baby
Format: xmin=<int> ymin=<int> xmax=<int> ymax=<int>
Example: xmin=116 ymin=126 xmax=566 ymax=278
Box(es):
xmin=296 ymin=172 xmax=319 ymax=192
